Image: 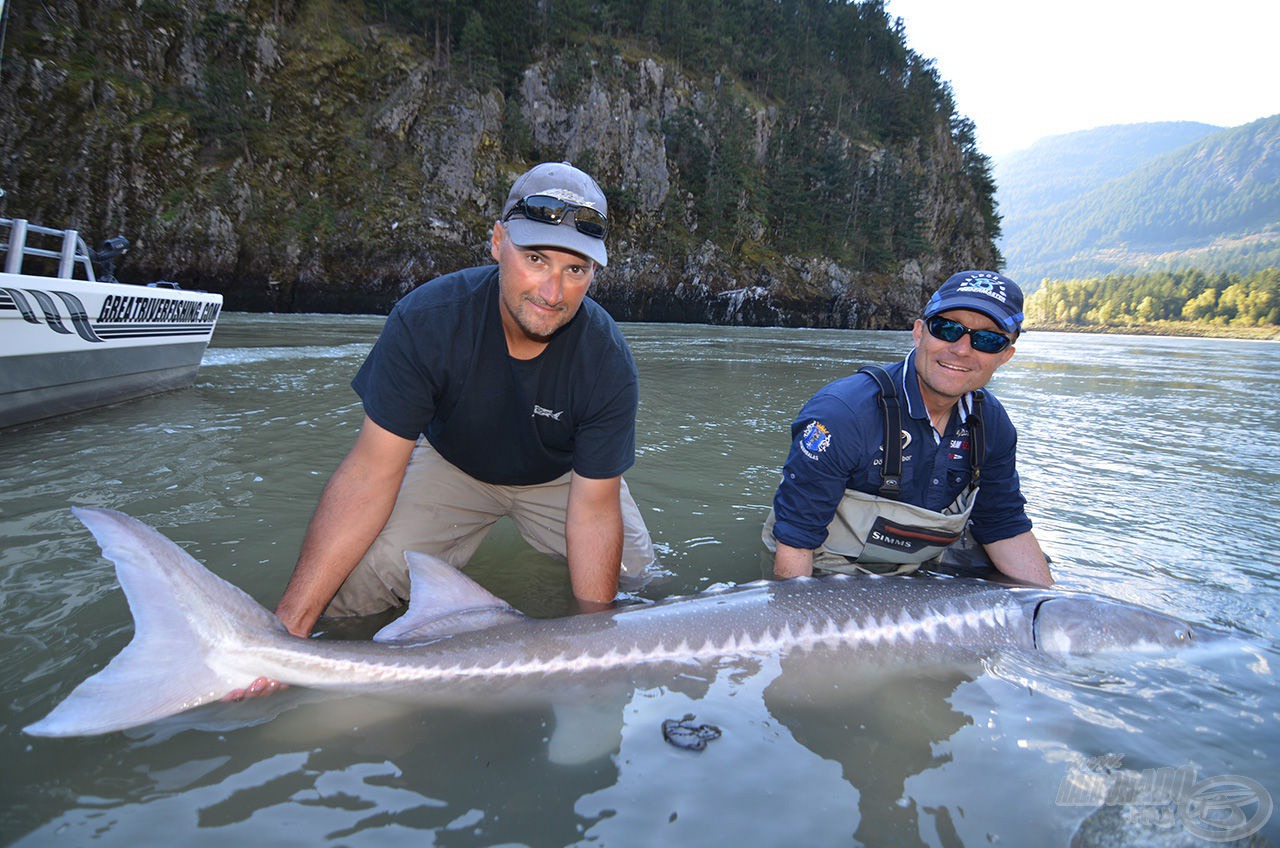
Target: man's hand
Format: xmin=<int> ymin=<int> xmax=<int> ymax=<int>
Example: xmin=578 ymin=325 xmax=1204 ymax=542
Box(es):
xmin=221 ymin=676 xmax=286 ymax=702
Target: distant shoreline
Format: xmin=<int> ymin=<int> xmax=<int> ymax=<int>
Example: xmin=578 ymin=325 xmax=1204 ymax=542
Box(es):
xmin=1024 ymin=321 xmax=1278 ymax=342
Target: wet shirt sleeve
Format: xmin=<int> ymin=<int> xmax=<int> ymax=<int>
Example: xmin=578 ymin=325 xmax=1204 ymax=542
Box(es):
xmin=770 ymin=390 xmax=869 ymax=550
xmin=968 ymin=399 xmax=1033 ymax=544
xmin=350 ymin=307 xmax=439 ymax=440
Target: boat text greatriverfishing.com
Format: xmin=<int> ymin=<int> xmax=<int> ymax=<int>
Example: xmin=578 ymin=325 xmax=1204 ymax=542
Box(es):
xmin=96 ymin=294 xmax=222 ymax=324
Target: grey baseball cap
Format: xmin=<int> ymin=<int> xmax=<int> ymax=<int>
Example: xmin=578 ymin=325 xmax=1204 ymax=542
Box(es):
xmin=500 ymin=161 xmax=609 ymax=267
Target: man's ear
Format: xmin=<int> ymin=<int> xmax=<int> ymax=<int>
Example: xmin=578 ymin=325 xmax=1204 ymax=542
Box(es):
xmin=489 ymin=222 xmax=504 ymax=261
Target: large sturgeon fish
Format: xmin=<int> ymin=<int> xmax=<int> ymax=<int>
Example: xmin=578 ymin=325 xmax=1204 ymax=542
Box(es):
xmin=24 ymin=508 xmax=1203 ymax=740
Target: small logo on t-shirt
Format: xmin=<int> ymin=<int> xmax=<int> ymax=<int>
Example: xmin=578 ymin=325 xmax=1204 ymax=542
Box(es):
xmin=532 ymin=404 xmax=564 ymax=421
xmin=800 ymin=421 xmax=832 ymax=459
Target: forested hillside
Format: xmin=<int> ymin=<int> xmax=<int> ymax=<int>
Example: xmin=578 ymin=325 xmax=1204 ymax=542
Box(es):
xmin=997 ymin=116 xmax=1280 ymax=287
xmin=1024 ymin=268 xmax=1279 ymax=337
xmin=0 ymin=0 xmax=999 ymax=326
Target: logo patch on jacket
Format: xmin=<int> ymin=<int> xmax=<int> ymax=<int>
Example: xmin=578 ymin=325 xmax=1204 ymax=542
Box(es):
xmin=800 ymin=421 xmax=832 ymax=459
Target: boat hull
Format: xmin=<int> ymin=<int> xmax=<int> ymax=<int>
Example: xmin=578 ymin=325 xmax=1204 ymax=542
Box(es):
xmin=0 ymin=272 xmax=222 ymax=427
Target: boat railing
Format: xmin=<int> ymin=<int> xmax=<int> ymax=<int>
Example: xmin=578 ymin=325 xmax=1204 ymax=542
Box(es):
xmin=1 ymin=217 xmax=104 ymax=282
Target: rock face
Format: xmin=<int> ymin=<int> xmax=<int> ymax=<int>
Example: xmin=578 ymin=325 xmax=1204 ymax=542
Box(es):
xmin=0 ymin=0 xmax=1000 ymax=328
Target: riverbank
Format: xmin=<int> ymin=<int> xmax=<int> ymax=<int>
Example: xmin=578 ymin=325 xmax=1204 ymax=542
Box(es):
xmin=1024 ymin=320 xmax=1279 ymax=341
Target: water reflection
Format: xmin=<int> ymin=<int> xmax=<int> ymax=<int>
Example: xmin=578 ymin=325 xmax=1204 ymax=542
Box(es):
xmin=577 ymin=660 xmax=863 ymax=845
xmin=765 ymin=663 xmax=977 ymax=844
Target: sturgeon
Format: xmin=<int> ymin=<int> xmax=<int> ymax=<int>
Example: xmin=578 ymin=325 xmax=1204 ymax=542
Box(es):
xmin=24 ymin=508 xmax=1203 ymax=739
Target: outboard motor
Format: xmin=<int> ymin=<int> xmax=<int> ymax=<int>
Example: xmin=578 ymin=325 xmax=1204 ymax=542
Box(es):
xmin=1029 ymin=595 xmax=1200 ymax=656
xmin=90 ymin=235 xmax=129 ymax=283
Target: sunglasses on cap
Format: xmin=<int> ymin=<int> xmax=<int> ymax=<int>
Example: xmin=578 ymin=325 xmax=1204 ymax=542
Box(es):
xmin=504 ymin=194 xmax=608 ymax=239
xmin=925 ymin=315 xmax=1013 ymax=354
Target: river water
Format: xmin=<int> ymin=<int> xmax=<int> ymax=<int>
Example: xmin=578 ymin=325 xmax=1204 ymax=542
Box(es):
xmin=3 ymin=314 xmax=1278 ymax=846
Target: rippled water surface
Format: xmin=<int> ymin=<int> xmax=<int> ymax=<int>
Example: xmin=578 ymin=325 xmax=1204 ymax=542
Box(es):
xmin=3 ymin=315 xmax=1278 ymax=846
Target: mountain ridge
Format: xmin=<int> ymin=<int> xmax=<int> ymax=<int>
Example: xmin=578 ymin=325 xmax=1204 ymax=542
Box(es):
xmin=995 ymin=116 xmax=1280 ymax=287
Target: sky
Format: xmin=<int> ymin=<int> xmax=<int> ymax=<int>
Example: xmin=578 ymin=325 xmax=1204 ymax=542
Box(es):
xmin=883 ymin=0 xmax=1280 ymax=158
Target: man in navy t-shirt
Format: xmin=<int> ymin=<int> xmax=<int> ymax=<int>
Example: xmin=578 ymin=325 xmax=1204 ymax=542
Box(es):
xmin=272 ymin=161 xmax=655 ymax=644
xmin=763 ymin=271 xmax=1052 ymax=587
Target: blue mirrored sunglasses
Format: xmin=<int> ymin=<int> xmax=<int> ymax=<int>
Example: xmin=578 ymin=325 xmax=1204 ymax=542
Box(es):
xmin=925 ymin=315 xmax=1013 ymax=354
xmin=504 ymin=194 xmax=608 ymax=239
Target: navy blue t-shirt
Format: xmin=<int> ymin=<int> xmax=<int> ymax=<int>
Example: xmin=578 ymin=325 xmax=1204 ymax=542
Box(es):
xmin=771 ymin=351 xmax=1032 ymax=550
xmin=352 ymin=265 xmax=639 ymax=486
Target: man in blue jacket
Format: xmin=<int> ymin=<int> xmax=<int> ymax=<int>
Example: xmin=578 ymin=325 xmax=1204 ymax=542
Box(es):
xmin=763 ymin=271 xmax=1052 ymax=586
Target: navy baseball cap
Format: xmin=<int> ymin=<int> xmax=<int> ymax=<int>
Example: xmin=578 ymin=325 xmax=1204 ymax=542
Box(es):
xmin=501 ymin=162 xmax=609 ymax=267
xmin=923 ymin=271 xmax=1025 ymax=334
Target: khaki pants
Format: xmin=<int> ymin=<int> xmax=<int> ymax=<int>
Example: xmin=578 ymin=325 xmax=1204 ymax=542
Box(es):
xmin=326 ymin=440 xmax=656 ymax=616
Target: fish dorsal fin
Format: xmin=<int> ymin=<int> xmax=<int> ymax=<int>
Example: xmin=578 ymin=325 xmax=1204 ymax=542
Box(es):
xmin=372 ymin=551 xmax=525 ymax=644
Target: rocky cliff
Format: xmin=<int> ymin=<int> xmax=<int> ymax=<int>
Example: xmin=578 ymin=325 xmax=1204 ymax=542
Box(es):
xmin=0 ymin=0 xmax=1000 ymax=328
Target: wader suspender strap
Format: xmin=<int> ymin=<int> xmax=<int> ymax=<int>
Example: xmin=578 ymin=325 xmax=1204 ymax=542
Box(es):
xmin=969 ymin=390 xmax=986 ymax=484
xmin=857 ymin=366 xmax=902 ymax=499
xmin=858 ymin=366 xmax=988 ymax=495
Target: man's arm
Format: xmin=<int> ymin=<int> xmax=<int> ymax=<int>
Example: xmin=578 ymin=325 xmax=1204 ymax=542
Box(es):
xmin=275 ymin=416 xmax=417 ymax=636
xmin=565 ymin=472 xmax=623 ymax=612
xmin=983 ymin=529 xmax=1053 ymax=587
xmin=773 ymin=541 xmax=816 ymax=579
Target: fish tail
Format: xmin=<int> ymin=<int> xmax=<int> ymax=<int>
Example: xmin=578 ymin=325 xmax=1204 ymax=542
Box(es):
xmin=23 ymin=507 xmax=283 ymax=737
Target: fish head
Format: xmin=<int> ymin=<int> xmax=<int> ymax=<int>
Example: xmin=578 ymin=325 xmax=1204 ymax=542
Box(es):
xmin=1028 ymin=595 xmax=1200 ymax=656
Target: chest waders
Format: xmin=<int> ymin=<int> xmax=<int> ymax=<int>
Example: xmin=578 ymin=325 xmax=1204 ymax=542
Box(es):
xmin=763 ymin=365 xmax=986 ymax=575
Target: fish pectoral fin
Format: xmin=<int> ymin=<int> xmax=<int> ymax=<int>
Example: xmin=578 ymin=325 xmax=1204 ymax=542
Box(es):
xmin=373 ymin=551 xmax=526 ymax=643
xmin=547 ymin=702 xmax=626 ymax=766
